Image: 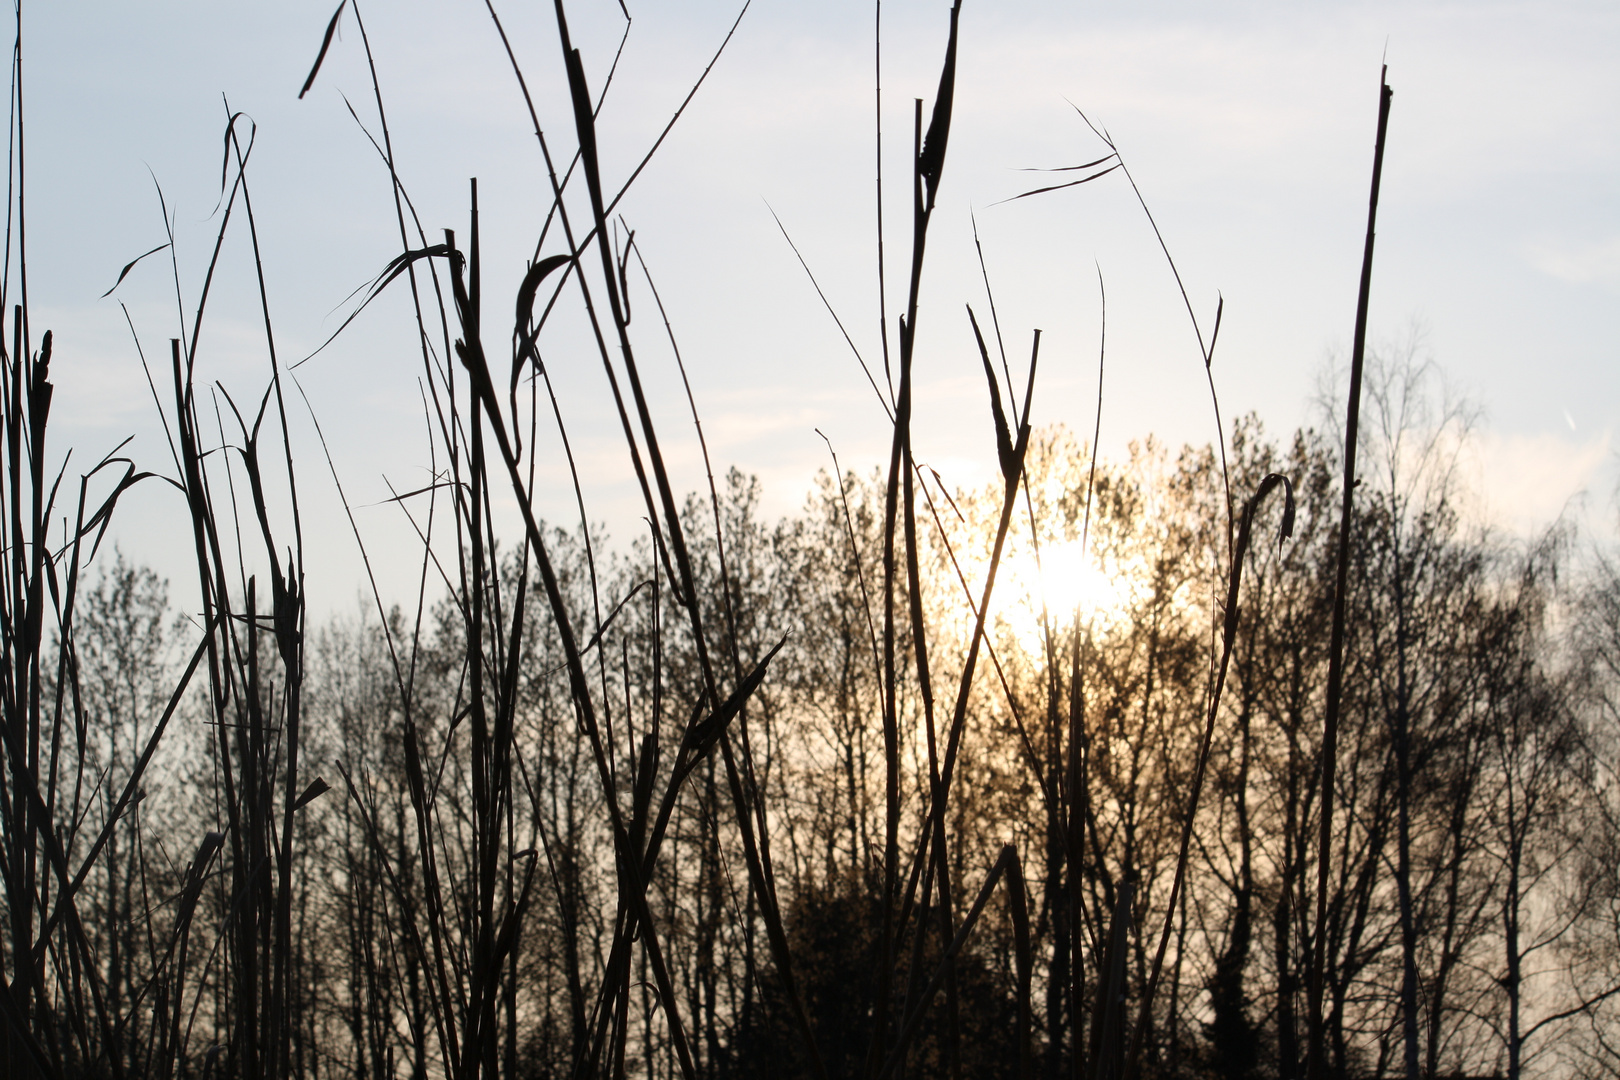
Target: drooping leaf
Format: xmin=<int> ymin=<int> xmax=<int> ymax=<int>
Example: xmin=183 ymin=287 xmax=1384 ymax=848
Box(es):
xmin=296 ymin=242 xmax=461 ymax=367
xmin=680 ymin=635 xmax=789 ymax=767
xmin=1275 ymin=472 xmax=1296 ymax=553
xmin=514 ymin=253 xmax=573 ymax=366
xmin=967 ymin=305 xmax=1015 ymax=482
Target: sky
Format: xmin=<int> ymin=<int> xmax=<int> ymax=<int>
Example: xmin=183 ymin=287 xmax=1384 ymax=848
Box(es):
xmin=18 ymin=0 xmax=1619 ymax=618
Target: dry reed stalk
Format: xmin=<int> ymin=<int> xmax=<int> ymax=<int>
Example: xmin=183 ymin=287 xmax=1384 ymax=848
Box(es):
xmin=1306 ymin=66 xmax=1392 ymax=1080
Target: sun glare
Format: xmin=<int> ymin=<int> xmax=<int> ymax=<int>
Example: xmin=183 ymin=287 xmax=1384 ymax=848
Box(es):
xmin=993 ymin=537 xmax=1131 ymax=656
xmin=1036 ymin=539 xmax=1121 ymax=621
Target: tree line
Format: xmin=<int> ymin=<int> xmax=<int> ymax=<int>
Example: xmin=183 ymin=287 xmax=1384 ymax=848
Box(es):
xmin=9 ymin=355 xmax=1618 ymax=1080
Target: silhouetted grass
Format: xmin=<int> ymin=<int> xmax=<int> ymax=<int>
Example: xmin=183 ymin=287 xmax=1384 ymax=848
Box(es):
xmin=0 ymin=5 xmax=1415 ymax=1080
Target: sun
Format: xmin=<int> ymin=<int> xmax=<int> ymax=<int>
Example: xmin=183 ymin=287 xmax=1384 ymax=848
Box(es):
xmin=994 ymin=537 xmax=1129 ymax=656
xmin=1034 ymin=539 xmax=1122 ymax=622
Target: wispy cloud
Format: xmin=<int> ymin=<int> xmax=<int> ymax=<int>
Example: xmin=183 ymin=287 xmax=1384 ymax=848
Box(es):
xmin=1526 ymin=234 xmax=1620 ymax=289
xmin=1467 ymin=426 xmax=1612 ymax=536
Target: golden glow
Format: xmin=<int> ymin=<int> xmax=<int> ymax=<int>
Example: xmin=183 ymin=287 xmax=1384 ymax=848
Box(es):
xmin=992 ymin=537 xmax=1132 ymax=655
xmin=1031 ymin=539 xmax=1121 ymax=623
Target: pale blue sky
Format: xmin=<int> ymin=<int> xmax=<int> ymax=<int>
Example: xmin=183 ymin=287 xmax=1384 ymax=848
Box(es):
xmin=21 ymin=1 xmax=1618 ymax=613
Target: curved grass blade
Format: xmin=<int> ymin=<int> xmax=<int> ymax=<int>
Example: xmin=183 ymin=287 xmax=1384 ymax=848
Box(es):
xmin=769 ymin=202 xmax=893 ymax=422
xmin=298 ymin=1 xmax=348 ymax=99
xmin=515 ymin=253 xmax=573 ymax=365
xmin=100 ymin=242 xmax=171 ymax=297
xmin=917 ymin=0 xmax=963 ymax=209
xmin=995 ymin=162 xmax=1119 ymax=205
xmin=295 ymin=242 xmax=460 ymax=367
xmin=967 ymin=304 xmax=1014 ymax=481
xmin=1015 ymin=153 xmax=1116 ymax=173
xmin=676 ymin=634 xmax=788 ymax=776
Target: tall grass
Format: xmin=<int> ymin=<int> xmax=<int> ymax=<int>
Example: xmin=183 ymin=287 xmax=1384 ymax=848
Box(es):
xmin=0 ymin=3 xmax=1411 ymax=1079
